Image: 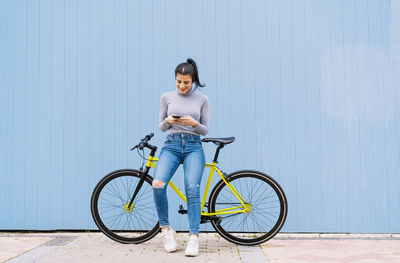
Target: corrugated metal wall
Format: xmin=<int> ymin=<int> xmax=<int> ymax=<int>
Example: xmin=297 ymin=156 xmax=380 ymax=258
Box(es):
xmin=1 ymin=0 xmax=399 ymax=233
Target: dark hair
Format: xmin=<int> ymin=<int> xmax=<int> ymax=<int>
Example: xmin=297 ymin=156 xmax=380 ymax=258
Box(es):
xmin=175 ymin=58 xmax=206 ymax=89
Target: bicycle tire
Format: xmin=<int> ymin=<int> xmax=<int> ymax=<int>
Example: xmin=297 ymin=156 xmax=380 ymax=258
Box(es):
xmin=208 ymin=170 xmax=287 ymax=245
xmin=91 ymin=169 xmax=160 ymax=244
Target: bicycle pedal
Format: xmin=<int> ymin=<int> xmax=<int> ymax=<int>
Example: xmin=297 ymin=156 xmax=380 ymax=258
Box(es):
xmin=178 ymin=204 xmax=187 ymax=214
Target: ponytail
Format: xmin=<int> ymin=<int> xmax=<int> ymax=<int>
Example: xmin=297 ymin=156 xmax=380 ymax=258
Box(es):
xmin=175 ymin=58 xmax=206 ymax=89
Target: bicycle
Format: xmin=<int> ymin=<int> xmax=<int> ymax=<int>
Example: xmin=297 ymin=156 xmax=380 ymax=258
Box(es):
xmin=91 ymin=133 xmax=287 ymax=246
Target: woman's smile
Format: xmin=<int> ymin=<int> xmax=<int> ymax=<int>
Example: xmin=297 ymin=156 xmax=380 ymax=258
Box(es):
xmin=176 ymin=73 xmax=193 ymax=94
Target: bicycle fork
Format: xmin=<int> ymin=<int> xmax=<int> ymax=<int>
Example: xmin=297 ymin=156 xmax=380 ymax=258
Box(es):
xmin=126 ymin=148 xmax=158 ymax=212
xmin=125 ymin=166 xmax=151 ymax=212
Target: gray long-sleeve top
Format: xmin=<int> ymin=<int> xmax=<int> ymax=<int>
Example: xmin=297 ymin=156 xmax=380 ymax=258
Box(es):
xmin=158 ymin=89 xmax=210 ymax=136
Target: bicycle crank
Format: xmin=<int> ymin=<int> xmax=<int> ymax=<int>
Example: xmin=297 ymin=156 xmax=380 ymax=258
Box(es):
xmin=178 ymin=204 xmax=221 ymax=224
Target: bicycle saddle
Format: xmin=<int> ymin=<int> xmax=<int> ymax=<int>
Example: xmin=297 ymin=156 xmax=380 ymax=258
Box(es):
xmin=201 ymin=137 xmax=235 ymax=145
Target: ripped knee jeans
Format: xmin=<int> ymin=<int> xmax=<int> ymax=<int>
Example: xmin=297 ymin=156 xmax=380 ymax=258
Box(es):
xmin=152 ymin=134 xmax=205 ymax=235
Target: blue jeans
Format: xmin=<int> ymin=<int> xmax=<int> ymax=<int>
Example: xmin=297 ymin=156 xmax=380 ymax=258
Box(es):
xmin=153 ymin=133 xmax=205 ymax=235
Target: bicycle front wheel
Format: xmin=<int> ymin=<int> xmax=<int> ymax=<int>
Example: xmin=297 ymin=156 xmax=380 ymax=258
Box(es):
xmin=91 ymin=169 xmax=160 ymax=244
xmin=208 ymin=170 xmax=287 ymax=245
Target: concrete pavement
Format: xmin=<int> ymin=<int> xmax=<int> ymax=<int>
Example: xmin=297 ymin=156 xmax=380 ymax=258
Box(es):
xmin=1 ymin=232 xmax=399 ymax=263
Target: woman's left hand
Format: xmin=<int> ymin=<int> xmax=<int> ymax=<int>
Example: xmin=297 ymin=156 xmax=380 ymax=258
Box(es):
xmin=174 ymin=115 xmax=198 ymax=127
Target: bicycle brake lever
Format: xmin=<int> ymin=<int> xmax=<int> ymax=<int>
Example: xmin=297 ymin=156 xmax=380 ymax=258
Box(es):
xmin=130 ymin=145 xmax=138 ymax=151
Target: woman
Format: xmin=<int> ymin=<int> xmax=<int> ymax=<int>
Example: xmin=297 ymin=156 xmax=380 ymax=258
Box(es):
xmin=153 ymin=58 xmax=209 ymax=257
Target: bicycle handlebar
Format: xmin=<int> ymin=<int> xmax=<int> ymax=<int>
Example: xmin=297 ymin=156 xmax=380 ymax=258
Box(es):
xmin=130 ymin=133 xmax=155 ymax=151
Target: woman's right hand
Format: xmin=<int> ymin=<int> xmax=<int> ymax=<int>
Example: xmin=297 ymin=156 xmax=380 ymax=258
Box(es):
xmin=165 ymin=115 xmax=178 ymax=125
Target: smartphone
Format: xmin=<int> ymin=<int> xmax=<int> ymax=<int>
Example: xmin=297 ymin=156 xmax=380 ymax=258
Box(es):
xmin=172 ymin=115 xmax=181 ymax=119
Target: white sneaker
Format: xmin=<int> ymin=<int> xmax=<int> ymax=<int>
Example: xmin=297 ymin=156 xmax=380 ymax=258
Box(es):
xmin=184 ymin=234 xmax=199 ymax=257
xmin=162 ymin=228 xmax=177 ymax=253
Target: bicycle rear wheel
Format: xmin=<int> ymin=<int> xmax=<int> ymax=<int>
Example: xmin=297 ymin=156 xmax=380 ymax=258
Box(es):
xmin=91 ymin=169 xmax=159 ymax=244
xmin=208 ymin=170 xmax=287 ymax=245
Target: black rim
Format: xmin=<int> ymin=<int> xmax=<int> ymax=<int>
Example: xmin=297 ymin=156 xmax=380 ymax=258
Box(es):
xmin=91 ymin=170 xmax=160 ymax=244
xmin=209 ymin=171 xmax=287 ymax=245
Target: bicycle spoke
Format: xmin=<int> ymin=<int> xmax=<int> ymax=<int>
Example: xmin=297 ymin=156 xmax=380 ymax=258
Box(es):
xmin=122 ymin=215 xmax=130 ymax=230
xmin=251 ymin=210 xmax=273 ymax=228
xmin=98 ymin=205 xmax=123 ymax=215
xmin=252 ymin=210 xmax=279 ymax=224
xmin=99 ymin=198 xmax=122 ymax=208
xmin=104 ymin=210 xmax=124 ymax=227
xmin=102 ymin=188 xmax=125 ymax=203
xmin=250 ymin=212 xmax=264 ymax=233
xmin=121 ymin=176 xmax=130 ymax=200
xmin=109 ymin=180 xmax=125 ymax=202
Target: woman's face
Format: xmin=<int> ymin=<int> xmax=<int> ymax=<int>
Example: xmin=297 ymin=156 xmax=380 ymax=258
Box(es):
xmin=176 ymin=73 xmax=193 ymax=94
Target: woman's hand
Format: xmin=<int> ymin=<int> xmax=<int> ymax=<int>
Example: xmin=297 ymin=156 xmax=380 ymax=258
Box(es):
xmin=165 ymin=115 xmax=179 ymax=125
xmin=167 ymin=115 xmax=198 ymax=127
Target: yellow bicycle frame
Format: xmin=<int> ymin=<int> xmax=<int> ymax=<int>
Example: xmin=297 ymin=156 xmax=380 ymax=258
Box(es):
xmin=145 ymin=155 xmax=250 ymax=216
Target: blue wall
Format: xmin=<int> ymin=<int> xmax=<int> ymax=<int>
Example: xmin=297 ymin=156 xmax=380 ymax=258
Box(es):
xmin=1 ymin=0 xmax=399 ymax=233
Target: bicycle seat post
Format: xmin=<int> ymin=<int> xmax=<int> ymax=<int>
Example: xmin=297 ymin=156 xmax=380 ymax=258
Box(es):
xmin=201 ymin=137 xmax=235 ymax=163
xmin=212 ymin=144 xmax=224 ymax=163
